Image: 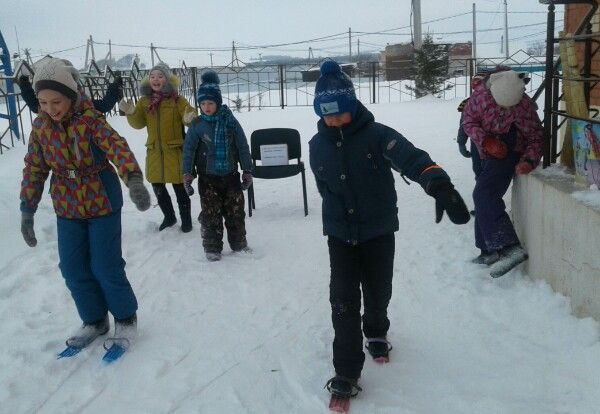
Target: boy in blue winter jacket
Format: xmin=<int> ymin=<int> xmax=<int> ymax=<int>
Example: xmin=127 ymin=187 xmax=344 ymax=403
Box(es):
xmin=182 ymin=71 xmax=253 ymax=262
xmin=309 ymin=60 xmax=471 ymax=398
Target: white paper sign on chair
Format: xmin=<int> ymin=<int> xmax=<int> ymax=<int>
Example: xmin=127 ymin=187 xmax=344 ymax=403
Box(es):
xmin=260 ymin=144 xmax=289 ymax=166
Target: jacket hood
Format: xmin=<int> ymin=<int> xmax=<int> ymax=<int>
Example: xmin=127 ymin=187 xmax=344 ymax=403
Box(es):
xmin=139 ymin=72 xmax=181 ymax=97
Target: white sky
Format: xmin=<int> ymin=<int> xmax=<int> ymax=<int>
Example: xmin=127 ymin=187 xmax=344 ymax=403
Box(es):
xmin=2 ymin=0 xmax=561 ymax=68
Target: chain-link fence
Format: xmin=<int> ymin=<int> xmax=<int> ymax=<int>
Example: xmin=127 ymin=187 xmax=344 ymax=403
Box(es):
xmin=1 ymin=52 xmax=547 ymax=154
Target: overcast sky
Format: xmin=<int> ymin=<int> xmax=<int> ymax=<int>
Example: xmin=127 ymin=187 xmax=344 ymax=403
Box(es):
xmin=2 ymin=0 xmax=560 ymax=68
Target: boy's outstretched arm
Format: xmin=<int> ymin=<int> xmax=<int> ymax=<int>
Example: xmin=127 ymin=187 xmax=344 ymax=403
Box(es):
xmin=380 ymin=127 xmax=470 ymax=224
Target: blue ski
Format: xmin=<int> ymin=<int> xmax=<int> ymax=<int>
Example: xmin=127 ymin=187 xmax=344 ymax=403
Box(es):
xmin=102 ymin=344 xmax=127 ymax=364
xmin=57 ymin=345 xmax=84 ymax=359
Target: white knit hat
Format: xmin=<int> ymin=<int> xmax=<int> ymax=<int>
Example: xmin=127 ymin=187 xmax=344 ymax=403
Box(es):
xmin=488 ymin=70 xmax=525 ymax=108
xmin=33 ymin=58 xmax=79 ymax=101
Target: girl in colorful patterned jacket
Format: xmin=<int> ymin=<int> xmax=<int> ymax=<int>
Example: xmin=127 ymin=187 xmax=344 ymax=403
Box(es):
xmin=19 ymin=58 xmax=151 ymax=355
xmin=119 ymin=63 xmax=197 ymax=233
xmin=462 ymin=66 xmax=543 ymax=278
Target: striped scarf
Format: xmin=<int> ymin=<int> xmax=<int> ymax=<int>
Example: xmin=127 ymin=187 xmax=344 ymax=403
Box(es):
xmin=148 ymin=91 xmax=177 ymax=114
xmin=201 ymin=104 xmax=235 ymax=174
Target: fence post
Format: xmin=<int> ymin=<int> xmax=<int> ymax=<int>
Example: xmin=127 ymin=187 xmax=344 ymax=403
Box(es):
xmin=279 ymin=64 xmax=285 ymax=109
xmin=191 ymin=67 xmax=198 ymax=109
xmin=371 ymin=62 xmax=377 ymax=104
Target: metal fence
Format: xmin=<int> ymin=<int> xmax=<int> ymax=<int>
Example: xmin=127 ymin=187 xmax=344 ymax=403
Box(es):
xmin=0 ymin=51 xmax=547 ymax=154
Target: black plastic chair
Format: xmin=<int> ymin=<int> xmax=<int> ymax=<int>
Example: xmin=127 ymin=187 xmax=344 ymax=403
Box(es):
xmin=248 ymin=128 xmax=308 ymax=217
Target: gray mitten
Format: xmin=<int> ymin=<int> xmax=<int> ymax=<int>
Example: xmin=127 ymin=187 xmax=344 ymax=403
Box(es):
xmin=21 ymin=212 xmax=37 ymax=247
xmin=127 ymin=172 xmax=151 ymax=211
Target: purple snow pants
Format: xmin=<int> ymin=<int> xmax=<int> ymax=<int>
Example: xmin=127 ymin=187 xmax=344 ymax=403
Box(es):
xmin=473 ymin=151 xmax=521 ymax=252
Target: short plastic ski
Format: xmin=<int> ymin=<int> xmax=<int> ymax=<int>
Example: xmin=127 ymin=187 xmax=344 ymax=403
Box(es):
xmin=57 ymin=345 xmax=83 ymax=359
xmin=329 ymin=395 xmax=351 ymax=413
xmin=102 ymin=344 xmax=127 ymax=364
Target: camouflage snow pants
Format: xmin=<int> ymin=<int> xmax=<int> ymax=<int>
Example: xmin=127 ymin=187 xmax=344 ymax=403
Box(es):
xmin=197 ymin=172 xmax=247 ymax=253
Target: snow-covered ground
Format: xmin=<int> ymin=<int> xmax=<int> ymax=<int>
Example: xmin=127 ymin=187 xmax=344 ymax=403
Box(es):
xmin=1 ymin=98 xmax=599 ymax=414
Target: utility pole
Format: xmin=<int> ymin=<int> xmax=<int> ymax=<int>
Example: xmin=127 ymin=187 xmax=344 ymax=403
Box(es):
xmin=503 ymin=0 xmax=509 ymax=58
xmin=348 ymin=27 xmax=352 ymax=60
xmin=209 ymin=52 xmax=214 ymax=67
xmin=357 ymin=38 xmax=360 ymax=62
xmin=150 ymin=43 xmax=155 ymax=67
xmin=413 ymin=0 xmax=423 ymax=50
xmin=472 ymin=3 xmax=477 ymax=61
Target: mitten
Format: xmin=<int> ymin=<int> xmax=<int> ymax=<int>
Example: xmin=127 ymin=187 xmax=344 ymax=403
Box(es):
xmin=427 ymin=179 xmax=470 ymax=224
xmin=21 ymin=212 xmax=37 ymax=247
xmin=458 ymin=143 xmax=471 ymax=158
xmin=108 ymin=76 xmax=124 ymax=100
xmin=127 ymin=172 xmax=151 ymax=211
xmin=15 ymin=75 xmax=30 ymax=87
xmin=515 ymin=160 xmax=533 ymax=175
xmin=241 ymin=171 xmax=253 ymax=191
xmin=183 ymin=173 xmax=195 ymax=196
xmin=118 ymin=98 xmax=135 ymax=115
xmin=182 ymin=110 xmax=197 ymax=124
xmin=482 ymin=136 xmax=508 ymax=159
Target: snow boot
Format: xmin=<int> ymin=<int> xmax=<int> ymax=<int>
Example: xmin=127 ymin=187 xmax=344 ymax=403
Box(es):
xmin=156 ymin=191 xmax=177 ymax=231
xmin=179 ymin=202 xmax=193 ymax=233
xmin=325 ymin=375 xmax=361 ymax=398
xmin=65 ymin=315 xmax=110 ymax=348
xmin=365 ymin=337 xmax=392 ymax=363
xmin=206 ymin=251 xmax=222 ymax=262
xmin=104 ymin=313 xmax=137 ymax=351
xmin=471 ymin=250 xmax=500 ymax=265
xmin=490 ymin=244 xmax=528 ymax=278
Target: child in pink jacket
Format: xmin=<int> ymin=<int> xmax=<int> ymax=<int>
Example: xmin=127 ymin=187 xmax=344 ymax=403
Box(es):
xmin=462 ymin=67 xmax=543 ymax=277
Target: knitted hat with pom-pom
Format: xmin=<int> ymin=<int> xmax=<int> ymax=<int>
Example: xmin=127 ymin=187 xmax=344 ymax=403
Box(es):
xmin=313 ymin=60 xmax=357 ymax=117
xmin=197 ymin=71 xmax=222 ymax=108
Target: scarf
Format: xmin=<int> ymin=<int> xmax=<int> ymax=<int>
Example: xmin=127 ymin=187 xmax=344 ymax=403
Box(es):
xmin=201 ymin=104 xmax=235 ymax=175
xmin=148 ymin=91 xmax=177 ymax=114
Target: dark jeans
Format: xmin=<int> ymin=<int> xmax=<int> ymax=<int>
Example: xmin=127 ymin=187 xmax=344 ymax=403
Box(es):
xmin=151 ymin=183 xmax=190 ymax=207
xmin=473 ymin=152 xmax=521 ymax=251
xmin=198 ymin=172 xmax=247 ymax=253
xmin=327 ymin=233 xmax=395 ymax=379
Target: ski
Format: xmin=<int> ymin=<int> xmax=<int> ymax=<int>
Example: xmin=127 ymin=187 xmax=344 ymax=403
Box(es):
xmin=373 ymin=355 xmax=389 ymax=364
xmin=57 ymin=345 xmax=84 ymax=359
xmin=365 ymin=338 xmax=392 ymax=364
xmin=102 ymin=344 xmax=127 ymax=364
xmin=329 ymin=395 xmax=351 ymax=413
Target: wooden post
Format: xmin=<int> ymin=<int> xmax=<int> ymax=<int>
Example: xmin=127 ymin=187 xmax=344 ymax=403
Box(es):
xmin=558 ymin=31 xmax=586 ymax=171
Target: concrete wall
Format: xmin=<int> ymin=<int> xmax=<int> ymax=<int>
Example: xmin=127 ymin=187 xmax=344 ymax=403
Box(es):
xmin=512 ymin=169 xmax=600 ymax=319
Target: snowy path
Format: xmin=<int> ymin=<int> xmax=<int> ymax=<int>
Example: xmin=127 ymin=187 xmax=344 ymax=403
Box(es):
xmin=1 ymin=99 xmax=599 ymax=413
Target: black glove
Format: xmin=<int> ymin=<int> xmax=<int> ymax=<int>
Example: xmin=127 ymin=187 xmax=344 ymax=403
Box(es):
xmin=427 ymin=179 xmax=470 ymax=224
xmin=127 ymin=172 xmax=151 ymax=211
xmin=21 ymin=212 xmax=37 ymax=247
xmin=241 ymin=171 xmax=253 ymax=191
xmin=458 ymin=143 xmax=471 ymax=158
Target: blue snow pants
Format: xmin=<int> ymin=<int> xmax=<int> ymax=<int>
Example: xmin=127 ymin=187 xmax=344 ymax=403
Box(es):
xmin=473 ymin=151 xmax=521 ymax=252
xmin=57 ymin=210 xmax=138 ymax=323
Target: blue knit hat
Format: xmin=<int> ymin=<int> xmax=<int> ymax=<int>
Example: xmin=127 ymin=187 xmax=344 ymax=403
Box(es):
xmin=197 ymin=71 xmax=222 ymax=108
xmin=313 ymin=60 xmax=357 ymax=117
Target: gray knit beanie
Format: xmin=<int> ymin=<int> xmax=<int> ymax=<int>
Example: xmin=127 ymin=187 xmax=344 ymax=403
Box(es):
xmin=33 ymin=58 xmax=79 ymax=101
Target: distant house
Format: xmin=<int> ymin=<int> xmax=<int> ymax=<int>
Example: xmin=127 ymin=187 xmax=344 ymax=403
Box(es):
xmin=448 ymin=42 xmax=473 ymax=76
xmin=381 ymin=43 xmax=415 ymax=81
xmin=381 ymin=42 xmax=473 ymax=80
xmin=301 ymin=63 xmax=355 ymax=82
